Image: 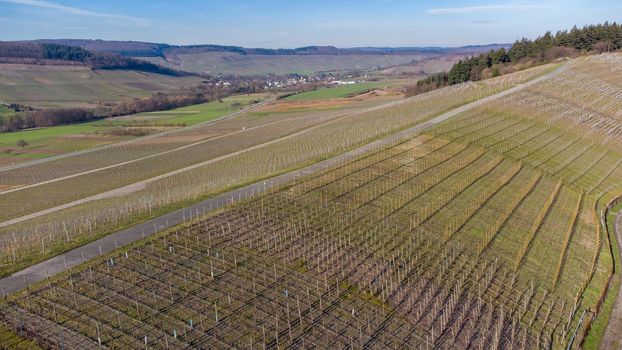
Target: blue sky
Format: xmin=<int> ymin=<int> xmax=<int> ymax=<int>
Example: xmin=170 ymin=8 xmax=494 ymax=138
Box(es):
xmin=0 ymin=0 xmax=620 ymax=48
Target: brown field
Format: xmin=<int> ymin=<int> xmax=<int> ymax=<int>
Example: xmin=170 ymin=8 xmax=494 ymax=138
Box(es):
xmin=259 ymin=88 xmax=404 ymax=114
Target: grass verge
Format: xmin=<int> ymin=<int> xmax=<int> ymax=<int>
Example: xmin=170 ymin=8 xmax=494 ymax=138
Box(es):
xmin=582 ymin=201 xmax=622 ymax=349
xmin=0 ymin=323 xmax=42 ymax=350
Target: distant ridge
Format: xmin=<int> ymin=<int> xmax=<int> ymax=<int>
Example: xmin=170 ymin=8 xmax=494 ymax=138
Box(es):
xmin=0 ymin=41 xmax=191 ymax=76
xmin=20 ymin=39 xmax=510 ymax=58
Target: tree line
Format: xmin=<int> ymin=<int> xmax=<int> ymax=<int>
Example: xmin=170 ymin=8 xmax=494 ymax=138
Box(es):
xmin=406 ymin=22 xmax=622 ymax=96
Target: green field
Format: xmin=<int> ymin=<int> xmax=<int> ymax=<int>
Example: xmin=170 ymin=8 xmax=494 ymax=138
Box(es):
xmin=582 ymin=201 xmax=621 ymax=349
xmin=0 ymin=95 xmax=263 ymax=165
xmin=284 ymin=81 xmax=394 ymax=101
xmin=104 ymin=94 xmax=266 ymax=126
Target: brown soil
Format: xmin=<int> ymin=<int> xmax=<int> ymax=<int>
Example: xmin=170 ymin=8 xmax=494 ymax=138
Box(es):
xmin=355 ymin=87 xmax=404 ymax=99
xmin=2 ymin=148 xmax=64 ymax=156
xmin=0 ymin=184 xmax=17 ymax=191
xmin=259 ymin=99 xmax=354 ymax=113
xmin=0 ymin=63 xmax=91 ymax=72
xmin=260 ymin=87 xmax=403 ymax=113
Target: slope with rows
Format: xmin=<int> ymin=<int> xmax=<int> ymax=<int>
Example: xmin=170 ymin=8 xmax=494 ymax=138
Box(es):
xmin=2 ymin=55 xmax=615 ymax=349
xmin=0 ymin=128 xmax=606 ymax=348
xmin=0 ymin=64 xmax=557 ymax=277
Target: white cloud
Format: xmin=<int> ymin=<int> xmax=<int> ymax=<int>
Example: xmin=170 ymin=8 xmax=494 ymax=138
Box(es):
xmin=0 ymin=0 xmax=148 ymax=24
xmin=426 ymin=4 xmax=546 ymax=15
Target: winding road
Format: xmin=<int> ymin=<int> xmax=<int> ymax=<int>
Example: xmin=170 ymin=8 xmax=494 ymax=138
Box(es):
xmin=0 ymin=65 xmax=565 ymax=296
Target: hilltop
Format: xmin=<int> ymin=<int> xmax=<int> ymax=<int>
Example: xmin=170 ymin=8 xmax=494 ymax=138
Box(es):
xmin=12 ymin=39 xmax=508 ymax=75
xmin=24 ymin=39 xmax=509 ymax=57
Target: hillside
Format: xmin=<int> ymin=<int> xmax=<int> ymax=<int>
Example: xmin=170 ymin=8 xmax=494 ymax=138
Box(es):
xmin=0 ymin=41 xmax=188 ymax=76
xmin=0 ymin=41 xmax=271 ymax=132
xmin=138 ymin=44 xmax=509 ymax=76
xmin=0 ymin=64 xmax=203 ymax=110
xmin=0 ymin=57 xmax=617 ymax=348
xmin=140 ymin=52 xmax=435 ymax=75
xmin=0 ymin=0 xmax=620 ymax=345
xmin=413 ymin=22 xmax=622 ymax=94
xmin=21 ymin=39 xmax=509 ymax=75
xmin=0 ymin=40 xmax=509 ymax=133
xmin=28 ymin=39 xmax=509 ymax=57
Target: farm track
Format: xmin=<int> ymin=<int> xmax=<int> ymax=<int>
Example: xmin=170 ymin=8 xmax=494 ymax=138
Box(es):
xmin=600 ymin=210 xmax=622 ymax=350
xmin=0 ymin=64 xmax=565 ymax=295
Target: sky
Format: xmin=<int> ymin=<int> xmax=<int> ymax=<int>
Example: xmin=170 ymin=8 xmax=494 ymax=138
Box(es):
xmin=0 ymin=0 xmax=620 ymax=48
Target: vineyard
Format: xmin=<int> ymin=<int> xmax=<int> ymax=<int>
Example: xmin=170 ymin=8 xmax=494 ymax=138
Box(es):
xmin=1 ymin=53 xmax=619 ymax=349
xmin=0 ymin=132 xmax=604 ymax=349
xmin=424 ymin=53 xmax=622 ymax=345
xmin=0 ymin=63 xmax=557 ymax=277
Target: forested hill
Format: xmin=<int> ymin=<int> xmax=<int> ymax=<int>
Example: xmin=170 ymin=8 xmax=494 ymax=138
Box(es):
xmin=0 ymin=41 xmax=189 ymax=76
xmin=23 ymin=39 xmax=509 ymax=58
xmin=412 ymin=22 xmax=622 ymax=94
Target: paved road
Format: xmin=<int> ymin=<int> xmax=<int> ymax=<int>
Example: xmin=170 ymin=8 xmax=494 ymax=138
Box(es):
xmin=0 ymin=65 xmax=564 ymax=295
xmin=601 ymin=210 xmax=622 ymax=350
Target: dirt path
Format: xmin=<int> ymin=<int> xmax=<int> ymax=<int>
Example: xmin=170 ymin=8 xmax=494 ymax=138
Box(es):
xmin=601 ymin=210 xmax=622 ymax=349
xmin=0 ymin=65 xmax=565 ymax=295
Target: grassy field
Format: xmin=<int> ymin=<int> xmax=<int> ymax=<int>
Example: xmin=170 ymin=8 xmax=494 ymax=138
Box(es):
xmin=0 ymin=64 xmax=203 ymax=109
xmin=0 ymin=123 xmax=122 ymax=163
xmin=284 ymin=81 xmax=396 ymax=101
xmin=0 ymin=95 xmax=264 ymax=165
xmin=104 ymin=94 xmax=266 ymax=126
xmin=582 ymin=201 xmax=621 ymax=349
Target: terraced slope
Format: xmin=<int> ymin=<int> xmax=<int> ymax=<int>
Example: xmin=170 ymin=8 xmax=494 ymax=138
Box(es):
xmin=0 ymin=64 xmax=557 ymax=278
xmin=424 ymin=53 xmax=622 ymax=347
xmin=1 ymin=55 xmax=615 ymax=348
xmin=0 ymin=132 xmax=604 ymax=349
xmin=0 ymin=53 xmax=614 ymax=349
